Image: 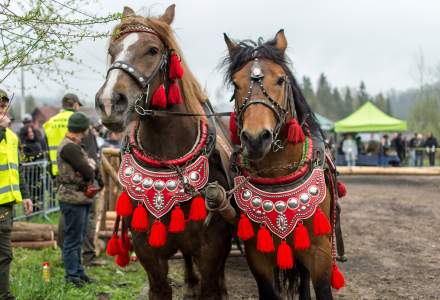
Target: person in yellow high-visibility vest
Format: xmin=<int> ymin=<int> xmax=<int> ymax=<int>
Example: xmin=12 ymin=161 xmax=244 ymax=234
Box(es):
xmin=0 ymin=89 xmax=33 ymax=300
xmin=43 ymin=93 xmax=82 ymax=176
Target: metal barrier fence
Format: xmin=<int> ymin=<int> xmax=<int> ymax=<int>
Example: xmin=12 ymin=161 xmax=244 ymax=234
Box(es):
xmin=13 ymin=160 xmax=57 ymax=221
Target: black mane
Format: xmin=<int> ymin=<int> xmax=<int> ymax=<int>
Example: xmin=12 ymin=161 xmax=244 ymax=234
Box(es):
xmin=220 ymin=37 xmax=323 ymax=136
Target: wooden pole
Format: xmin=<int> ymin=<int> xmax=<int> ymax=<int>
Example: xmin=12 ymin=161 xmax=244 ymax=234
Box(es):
xmin=12 ymin=240 xmax=57 ymax=249
xmin=11 ymin=231 xmax=54 ymax=242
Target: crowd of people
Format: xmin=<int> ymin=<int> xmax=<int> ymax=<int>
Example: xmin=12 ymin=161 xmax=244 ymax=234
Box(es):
xmin=339 ymin=132 xmax=438 ymax=167
xmin=0 ymin=90 xmax=124 ymax=298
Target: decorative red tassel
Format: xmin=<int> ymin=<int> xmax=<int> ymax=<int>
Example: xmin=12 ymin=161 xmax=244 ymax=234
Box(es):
xmin=293 ymin=222 xmax=310 ymax=250
xmin=115 ymin=249 xmax=130 ymax=267
xmin=169 ymin=205 xmax=185 ymax=233
xmin=229 ymin=112 xmax=240 ymax=145
xmin=168 ymin=80 xmax=183 ymax=105
xmin=122 ymin=230 xmax=132 ymax=252
xmin=169 ymin=53 xmax=184 ymax=79
xmin=331 ymin=263 xmax=345 ymax=289
xmin=148 ymin=220 xmax=167 ymax=248
xmin=131 ymin=203 xmax=148 ymax=232
xmin=106 ymin=233 xmax=121 ymax=256
xmin=151 ymin=85 xmax=167 ymax=109
xmin=277 ymin=240 xmax=294 ymax=270
xmin=116 ymin=191 xmax=133 ymax=217
xmin=237 ymin=213 xmax=255 ymax=241
xmin=313 ymin=207 xmax=331 ymax=236
xmin=337 ymin=181 xmax=347 ymax=198
xmin=188 ymin=196 xmax=207 ymax=221
xmin=256 ymin=225 xmax=275 ymax=253
xmin=286 ymin=118 xmax=305 ymax=144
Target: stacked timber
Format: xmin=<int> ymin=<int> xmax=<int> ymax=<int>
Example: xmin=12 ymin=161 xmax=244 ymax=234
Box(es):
xmin=12 ymin=222 xmax=57 ymax=249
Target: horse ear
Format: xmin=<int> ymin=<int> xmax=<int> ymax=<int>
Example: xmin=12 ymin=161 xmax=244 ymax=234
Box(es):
xmin=224 ymin=33 xmax=238 ymax=56
xmin=274 ymin=29 xmax=287 ymax=53
xmin=122 ymin=6 xmax=135 ymax=18
xmin=160 ymin=4 xmax=176 ymax=25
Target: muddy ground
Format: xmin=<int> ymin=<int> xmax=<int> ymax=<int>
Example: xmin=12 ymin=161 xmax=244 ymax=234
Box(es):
xmin=162 ymin=175 xmax=440 ymax=299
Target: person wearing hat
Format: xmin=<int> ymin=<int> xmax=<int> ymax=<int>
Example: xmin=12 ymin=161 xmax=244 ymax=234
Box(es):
xmin=57 ymin=112 xmax=97 ymax=288
xmin=0 ymin=89 xmax=33 ymax=299
xmin=43 ymin=93 xmax=83 ymax=176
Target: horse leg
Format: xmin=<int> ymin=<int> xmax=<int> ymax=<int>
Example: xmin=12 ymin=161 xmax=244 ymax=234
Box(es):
xmin=244 ymin=239 xmax=280 ymax=300
xmin=297 ymin=261 xmax=312 ymax=300
xmin=335 ymin=202 xmax=347 ymax=262
xmin=183 ymin=254 xmax=199 ymax=300
xmin=131 ymin=232 xmax=172 ymax=300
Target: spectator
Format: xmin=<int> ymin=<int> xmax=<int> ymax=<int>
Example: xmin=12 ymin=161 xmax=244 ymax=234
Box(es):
xmin=378 ymin=134 xmax=391 ymax=166
xmin=21 ymin=125 xmax=46 ymax=162
xmin=424 ymin=132 xmax=438 ymax=166
xmin=342 ymin=134 xmax=358 ymax=166
xmin=415 ymin=134 xmax=424 ymax=167
xmin=392 ymin=133 xmax=405 ymax=165
xmin=102 ymin=130 xmax=123 ymax=149
xmin=408 ymin=133 xmax=418 ymax=166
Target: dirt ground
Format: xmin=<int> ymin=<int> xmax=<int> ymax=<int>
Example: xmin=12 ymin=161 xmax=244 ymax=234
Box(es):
xmin=163 ymin=175 xmax=440 ymax=299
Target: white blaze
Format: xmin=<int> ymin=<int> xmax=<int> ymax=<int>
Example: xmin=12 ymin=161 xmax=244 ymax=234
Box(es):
xmin=102 ymin=33 xmax=139 ymax=116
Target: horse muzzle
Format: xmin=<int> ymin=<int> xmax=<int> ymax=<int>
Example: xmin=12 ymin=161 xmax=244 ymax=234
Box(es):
xmin=240 ymin=129 xmax=273 ymax=161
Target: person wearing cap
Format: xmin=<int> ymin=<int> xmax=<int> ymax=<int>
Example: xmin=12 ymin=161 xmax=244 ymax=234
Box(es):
xmin=43 ymin=93 xmax=82 ymax=176
xmin=57 ymin=112 xmax=97 ymax=288
xmin=0 ymin=88 xmax=33 ymax=300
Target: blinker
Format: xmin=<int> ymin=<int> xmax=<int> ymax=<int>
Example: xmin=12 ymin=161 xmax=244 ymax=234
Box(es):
xmin=250 ymin=58 xmax=264 ymax=80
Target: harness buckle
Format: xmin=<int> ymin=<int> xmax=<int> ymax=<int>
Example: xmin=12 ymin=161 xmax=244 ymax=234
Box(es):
xmin=272 ymin=139 xmax=284 ymax=152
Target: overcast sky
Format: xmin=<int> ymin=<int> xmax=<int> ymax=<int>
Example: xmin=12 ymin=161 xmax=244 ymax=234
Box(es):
xmin=3 ymin=0 xmax=440 ymax=107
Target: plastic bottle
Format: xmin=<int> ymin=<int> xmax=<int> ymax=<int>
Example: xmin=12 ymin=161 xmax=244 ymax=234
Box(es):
xmin=42 ymin=262 xmax=50 ymax=283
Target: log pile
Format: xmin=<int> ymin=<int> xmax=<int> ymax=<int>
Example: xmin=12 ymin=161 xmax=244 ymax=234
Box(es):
xmin=12 ymin=222 xmax=58 ymax=249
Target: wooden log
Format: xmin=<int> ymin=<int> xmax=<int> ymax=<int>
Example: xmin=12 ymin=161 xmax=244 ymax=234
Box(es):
xmin=13 ymin=222 xmax=57 ymax=232
xmin=106 ymin=211 xmax=117 ymax=221
xmin=338 ymin=166 xmax=440 ymax=176
xmin=98 ymin=230 xmax=131 ymax=239
xmin=12 ymin=240 xmax=57 ymax=249
xmin=11 ymin=230 xmax=54 ymax=242
xmin=102 ymin=147 xmax=120 ymax=156
xmin=105 ymin=220 xmax=115 ymax=230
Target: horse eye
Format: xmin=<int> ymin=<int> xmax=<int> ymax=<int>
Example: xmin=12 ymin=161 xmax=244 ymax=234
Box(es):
xmin=147 ymin=47 xmax=159 ymax=56
xmin=276 ymin=76 xmax=285 ymax=86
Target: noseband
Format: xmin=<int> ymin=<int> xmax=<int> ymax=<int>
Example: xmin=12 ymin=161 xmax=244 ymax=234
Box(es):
xmin=233 ymin=58 xmax=293 ymax=150
xmin=106 ymin=24 xmax=170 ymax=116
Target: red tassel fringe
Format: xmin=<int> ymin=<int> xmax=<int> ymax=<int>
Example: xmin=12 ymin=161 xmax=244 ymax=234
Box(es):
xmin=148 ymin=220 xmax=167 ymax=248
xmin=169 ymin=205 xmax=185 ymax=233
xmin=237 ymin=213 xmax=254 ymax=241
xmin=293 ymin=222 xmax=310 ymax=250
xmin=151 ymin=85 xmax=167 ymax=109
xmin=116 ymin=191 xmax=133 ymax=217
xmin=229 ymin=112 xmax=240 ymax=145
xmin=106 ymin=233 xmax=121 ymax=257
xmin=277 ymin=240 xmax=294 ymax=270
xmin=286 ymin=118 xmax=305 ymax=144
xmin=188 ymin=196 xmax=207 ymax=221
xmin=168 ymin=81 xmax=183 ymax=105
xmin=169 ymin=53 xmax=184 ymax=80
xmin=331 ymin=263 xmax=345 ymax=289
xmin=337 ymin=181 xmax=347 ymax=198
xmin=131 ymin=203 xmax=148 ymax=232
xmin=313 ymin=207 xmax=331 ymax=236
xmin=257 ymin=225 xmax=275 ymax=253
xmin=115 ymin=238 xmax=130 ymax=267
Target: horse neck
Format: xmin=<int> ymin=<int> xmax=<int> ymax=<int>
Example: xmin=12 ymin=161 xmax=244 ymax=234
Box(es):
xmin=137 ymin=104 xmax=198 ymax=160
xmin=247 ymin=141 xmax=304 ymax=178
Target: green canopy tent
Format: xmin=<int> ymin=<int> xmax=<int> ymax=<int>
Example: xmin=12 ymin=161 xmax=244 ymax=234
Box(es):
xmin=335 ymin=101 xmax=407 ymax=133
xmin=315 ymin=113 xmax=334 ymax=131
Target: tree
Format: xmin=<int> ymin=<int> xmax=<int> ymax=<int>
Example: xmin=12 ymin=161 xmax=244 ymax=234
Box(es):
xmin=343 ymin=88 xmax=354 ymax=116
xmin=25 ymin=94 xmax=36 ymax=114
xmin=408 ymin=96 xmax=440 ymax=139
xmin=330 ymin=87 xmax=344 ymax=119
xmin=356 ymin=81 xmax=370 ymax=108
xmin=0 ymin=0 xmax=120 ymax=85
xmin=315 ymin=73 xmax=333 ymax=118
xmin=301 ymin=76 xmax=317 ymax=111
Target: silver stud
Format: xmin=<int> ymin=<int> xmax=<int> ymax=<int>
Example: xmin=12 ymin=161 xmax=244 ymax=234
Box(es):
xmin=287 ymin=198 xmax=299 ymax=209
xmin=263 ymin=201 xmax=274 ymax=212
xmin=301 ymin=205 xmax=307 ymax=211
xmin=153 ymin=192 xmax=165 ymax=209
xmin=166 ymin=180 xmax=177 ymax=191
xmin=242 ymin=190 xmax=252 ymax=200
xmin=154 ymin=180 xmax=165 ymax=191
xmin=277 ymin=214 xmax=288 ymax=231
xmin=142 ymin=178 xmax=153 ymax=189
xmin=128 ymin=67 xmax=134 ymax=73
xmin=114 ymin=62 xmax=120 ymax=67
xmin=124 ymin=167 xmax=134 ymax=177
xmin=189 ymin=171 xmax=200 ymax=182
xmin=132 ymin=173 xmax=142 ymax=183
xmin=309 ymin=186 xmax=318 ymax=196
xmin=121 ymin=64 xmax=127 ymax=69
xmin=251 ymin=197 xmax=262 ymax=208
xmin=300 ymin=193 xmax=310 ymax=204
xmin=275 ymin=201 xmax=287 ymax=213
xmin=135 ymin=187 xmax=142 ymax=192
xmin=139 ymin=77 xmax=145 ymax=82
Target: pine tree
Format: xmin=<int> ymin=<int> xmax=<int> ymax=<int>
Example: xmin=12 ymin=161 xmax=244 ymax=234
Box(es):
xmin=357 ymin=81 xmax=370 ymax=108
xmin=343 ymin=88 xmax=354 ymax=116
xmin=301 ymin=76 xmax=317 ymax=111
xmin=331 ymin=88 xmax=344 ymax=119
xmin=315 ymin=73 xmax=333 ymax=118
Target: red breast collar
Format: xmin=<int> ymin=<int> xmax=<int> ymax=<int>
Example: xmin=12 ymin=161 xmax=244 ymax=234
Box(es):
xmin=118 ymin=153 xmax=209 ymax=218
xmin=233 ymin=168 xmax=326 ymax=239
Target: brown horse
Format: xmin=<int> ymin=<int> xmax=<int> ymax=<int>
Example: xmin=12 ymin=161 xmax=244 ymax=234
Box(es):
xmin=220 ymin=30 xmax=345 ymax=299
xmin=95 ymin=5 xmax=232 ymax=299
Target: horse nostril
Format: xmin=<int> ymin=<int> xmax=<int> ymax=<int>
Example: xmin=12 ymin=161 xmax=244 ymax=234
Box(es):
xmin=113 ymin=93 xmax=127 ymax=113
xmin=241 ymin=131 xmax=251 ymax=144
xmin=260 ymin=129 xmax=273 ymax=142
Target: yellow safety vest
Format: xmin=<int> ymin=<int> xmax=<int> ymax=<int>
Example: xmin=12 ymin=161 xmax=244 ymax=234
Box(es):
xmin=0 ymin=128 xmax=22 ymax=205
xmin=43 ymin=110 xmax=74 ymax=176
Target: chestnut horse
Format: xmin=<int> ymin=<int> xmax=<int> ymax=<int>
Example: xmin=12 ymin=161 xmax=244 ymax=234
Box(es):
xmin=221 ymin=31 xmax=345 ymax=299
xmin=95 ymin=5 xmax=232 ymax=299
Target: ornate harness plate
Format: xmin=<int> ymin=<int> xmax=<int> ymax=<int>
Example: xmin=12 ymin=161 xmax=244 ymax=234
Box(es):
xmin=119 ymin=153 xmax=209 ymax=219
xmin=233 ymin=168 xmax=327 ymax=239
